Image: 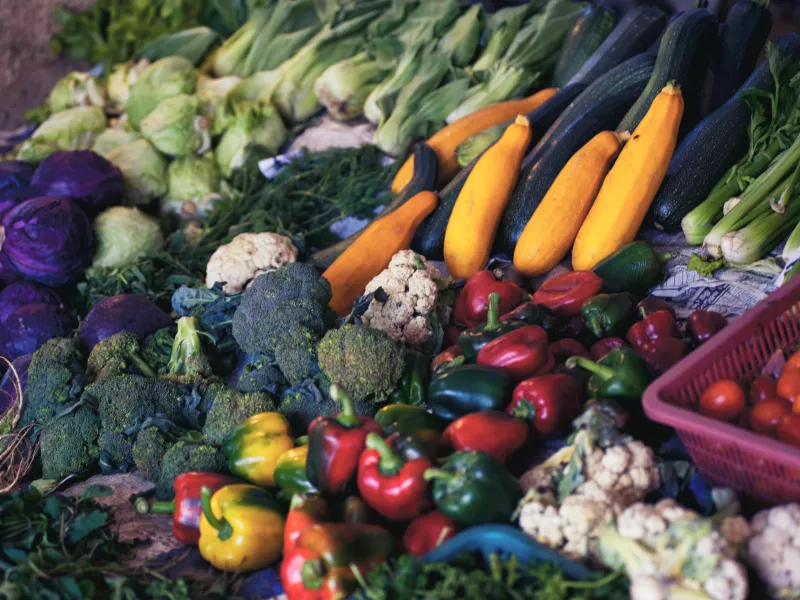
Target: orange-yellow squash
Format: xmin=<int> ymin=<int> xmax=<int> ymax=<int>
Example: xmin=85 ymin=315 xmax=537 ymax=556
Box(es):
xmin=444 ymin=115 xmax=532 ymax=280
xmin=323 ymin=190 xmax=437 ymax=316
xmin=391 ymin=89 xmax=558 ymax=193
xmin=513 ymin=131 xmax=628 ymax=276
xmin=572 ymin=83 xmax=683 ymax=271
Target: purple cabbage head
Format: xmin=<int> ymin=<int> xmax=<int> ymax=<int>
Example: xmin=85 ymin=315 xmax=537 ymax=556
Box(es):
xmin=0 ymin=282 xmax=75 ymax=360
xmin=0 ymin=196 xmax=93 ymax=287
xmin=0 ymin=353 xmax=31 ymax=416
xmin=0 ymin=160 xmax=36 ymax=220
xmin=28 ymin=151 xmax=125 ymax=218
xmin=79 ymin=294 xmax=173 ymax=350
xmin=0 ymin=281 xmax=62 ymax=322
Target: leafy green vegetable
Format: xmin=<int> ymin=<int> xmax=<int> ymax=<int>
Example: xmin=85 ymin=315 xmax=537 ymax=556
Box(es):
xmin=687 ymin=253 xmax=726 ymax=277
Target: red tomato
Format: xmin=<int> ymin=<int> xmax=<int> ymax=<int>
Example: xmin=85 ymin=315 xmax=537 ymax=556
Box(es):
xmin=749 ymin=375 xmax=778 ymax=405
xmin=784 ymin=351 xmax=800 ymax=372
xmin=777 ymin=414 xmax=800 ymax=448
xmin=698 ymin=380 xmax=746 ymax=422
xmin=750 ymin=397 xmax=792 ymax=436
xmin=777 ymin=370 xmax=800 ymax=403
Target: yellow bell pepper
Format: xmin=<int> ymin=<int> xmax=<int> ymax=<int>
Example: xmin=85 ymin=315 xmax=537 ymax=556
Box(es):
xmin=199 ymin=484 xmax=285 ymax=572
xmin=222 ymin=412 xmax=294 ymax=487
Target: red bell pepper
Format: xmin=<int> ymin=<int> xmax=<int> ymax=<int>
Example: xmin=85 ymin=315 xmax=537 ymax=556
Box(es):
xmin=306 ymin=385 xmax=383 ymax=495
xmin=626 ymin=309 xmax=688 ymax=374
xmin=356 ymin=433 xmax=433 ymax=521
xmin=532 ymin=271 xmax=603 ymax=317
xmin=476 ymin=325 xmax=552 ymax=380
xmin=507 ymin=374 xmax=584 ymax=438
xmin=637 ymin=296 xmax=676 ymax=319
xmin=431 ymin=345 xmax=464 ymax=374
xmin=454 ymin=270 xmax=526 ymax=328
xmin=590 ymin=337 xmax=628 ymax=361
xmin=687 ymin=310 xmax=727 ymax=345
xmin=549 ymin=339 xmax=589 ymax=363
xmin=284 ymin=494 xmax=328 ymax=556
xmin=135 ymin=471 xmax=238 ymax=546
xmin=403 ymin=510 xmax=458 ymax=556
xmin=441 ymin=411 xmax=529 ymax=462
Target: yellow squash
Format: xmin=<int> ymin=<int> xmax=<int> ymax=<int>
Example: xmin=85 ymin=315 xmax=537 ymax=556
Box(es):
xmin=391 ymin=89 xmax=558 ymax=193
xmin=324 ymin=190 xmax=437 ymax=316
xmin=514 ymin=131 xmax=628 ymax=276
xmin=572 ymin=83 xmax=683 ymax=271
xmin=444 ymin=115 xmax=532 ymax=280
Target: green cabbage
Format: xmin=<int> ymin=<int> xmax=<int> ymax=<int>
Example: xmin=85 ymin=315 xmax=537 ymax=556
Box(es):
xmin=164 ymin=154 xmax=222 ymax=219
xmin=47 ymin=72 xmax=107 ymax=113
xmin=107 ymin=59 xmax=150 ymax=109
xmin=91 ymin=128 xmax=140 ymax=155
xmin=126 ymin=56 xmax=198 ymax=129
xmin=104 ymin=139 xmax=168 ymax=204
xmin=215 ymin=105 xmax=287 ymax=177
xmin=92 ymin=206 xmax=164 ymax=269
xmin=17 ymin=106 xmax=107 ymax=162
xmin=140 ymin=94 xmax=210 ymax=157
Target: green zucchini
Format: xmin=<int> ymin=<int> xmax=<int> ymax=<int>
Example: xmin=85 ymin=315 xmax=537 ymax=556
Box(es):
xmin=649 ymin=33 xmax=800 ymax=233
xmin=308 ymin=142 xmax=437 ymax=269
xmin=616 ymin=9 xmax=718 ymax=138
xmin=592 ymin=241 xmax=668 ymax=297
xmin=552 ymin=5 xmax=618 ymax=88
xmin=496 ymin=52 xmax=657 ymax=256
xmin=567 ymin=6 xmax=666 ymax=86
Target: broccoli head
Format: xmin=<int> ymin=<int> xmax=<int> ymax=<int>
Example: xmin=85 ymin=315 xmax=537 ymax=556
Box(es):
xmin=167 ymin=317 xmax=213 ymax=377
xmin=39 ymin=407 xmax=100 ymax=480
xmin=157 ymin=441 xmax=227 ymax=500
xmin=232 ymin=263 xmax=332 ymax=356
xmin=141 ymin=327 xmax=176 ymax=375
xmin=235 ymin=354 xmax=286 ymax=394
xmin=275 ymin=326 xmax=320 ymax=386
xmin=21 ymin=338 xmax=86 ymax=426
xmin=98 ymin=430 xmax=134 ymax=469
xmin=132 ymin=426 xmax=171 ymax=482
xmin=278 ymin=376 xmax=378 ymax=433
xmin=316 ymin=324 xmax=404 ymax=402
xmin=86 ymin=332 xmax=157 ymax=381
xmin=201 ymin=383 xmax=276 ymax=446
xmin=87 ymin=374 xmax=183 ymax=433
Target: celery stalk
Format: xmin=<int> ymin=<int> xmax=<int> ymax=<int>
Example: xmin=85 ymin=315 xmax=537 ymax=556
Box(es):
xmin=437 ymin=4 xmax=484 ymax=68
xmin=314 ymin=53 xmax=388 ymax=121
xmin=783 ymin=218 xmax=800 ymax=261
xmin=446 ymin=63 xmax=538 ymax=124
xmin=470 ymin=4 xmax=534 ymax=74
xmin=363 ymin=42 xmax=427 ymax=125
xmin=210 ymin=9 xmax=270 ymax=76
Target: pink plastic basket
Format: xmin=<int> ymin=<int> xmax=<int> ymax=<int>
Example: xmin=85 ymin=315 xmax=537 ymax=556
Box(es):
xmin=643 ymin=275 xmax=800 ymax=507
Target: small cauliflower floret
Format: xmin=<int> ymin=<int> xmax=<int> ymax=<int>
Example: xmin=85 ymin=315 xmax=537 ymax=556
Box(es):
xmin=362 ymin=250 xmax=441 ymax=345
xmin=518 ymin=495 xmax=566 ymax=549
xmin=746 ymin=504 xmax=800 ymax=597
xmin=584 ymin=440 xmax=660 ymax=506
xmin=703 ymin=559 xmax=748 ymax=600
xmin=519 ymin=464 xmax=557 ymax=500
xmin=205 ymin=232 xmax=298 ymax=294
xmin=559 ymin=494 xmax=616 ymax=560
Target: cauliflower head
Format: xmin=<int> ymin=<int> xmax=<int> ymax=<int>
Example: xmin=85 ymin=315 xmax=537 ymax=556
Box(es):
xmin=747 ymin=503 xmax=800 ymax=598
xmin=583 ymin=441 xmax=660 ymax=506
xmin=206 ymin=232 xmax=298 ymax=294
xmin=362 ymin=250 xmax=441 ymax=345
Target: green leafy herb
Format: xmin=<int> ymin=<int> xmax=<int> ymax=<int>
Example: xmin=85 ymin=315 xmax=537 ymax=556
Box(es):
xmin=687 ymin=253 xmax=727 ymax=277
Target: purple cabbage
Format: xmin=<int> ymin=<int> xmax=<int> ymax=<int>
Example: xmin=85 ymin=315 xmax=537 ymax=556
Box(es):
xmin=0 ymin=282 xmax=75 ymax=360
xmin=0 ymin=160 xmax=36 ymax=220
xmin=28 ymin=151 xmax=125 ymax=218
xmin=79 ymin=294 xmax=173 ymax=350
xmin=0 ymin=196 xmax=93 ymax=287
xmin=0 ymin=353 xmax=31 ymax=416
xmin=0 ymin=281 xmax=62 ymax=322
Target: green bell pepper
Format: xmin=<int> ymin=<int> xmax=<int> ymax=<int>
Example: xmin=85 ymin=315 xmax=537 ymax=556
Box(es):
xmin=580 ymin=292 xmax=639 ymax=338
xmin=424 ymin=451 xmax=522 ymax=526
xmin=427 ymin=364 xmax=514 ymax=421
xmin=566 ymin=348 xmax=652 ymax=401
xmin=459 ymin=293 xmax=521 ymax=361
xmin=274 ymin=440 xmax=316 ymax=496
xmin=374 ymin=404 xmax=444 ymax=454
xmin=389 ymin=349 xmax=430 ymax=406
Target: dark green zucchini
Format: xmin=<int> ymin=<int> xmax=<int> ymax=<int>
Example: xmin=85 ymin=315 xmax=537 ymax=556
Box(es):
xmin=551 ymin=5 xmax=618 ymax=88
xmin=649 ymin=32 xmax=800 ymax=232
xmin=708 ymin=0 xmax=772 ymax=113
xmin=308 ymin=142 xmax=437 ymax=269
xmin=412 ymin=83 xmax=588 ymax=260
xmin=567 ymin=6 xmax=666 ymax=86
xmin=496 ymin=52 xmax=657 ymax=255
xmin=617 ymin=9 xmax=718 ymax=138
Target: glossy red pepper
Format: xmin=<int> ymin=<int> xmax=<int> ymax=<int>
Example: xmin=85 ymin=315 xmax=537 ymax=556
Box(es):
xmin=135 ymin=472 xmax=239 ymax=546
xmin=284 ymin=494 xmax=328 ymax=556
xmin=306 ymin=385 xmax=383 ymax=495
xmin=532 ymin=271 xmax=603 ymax=317
xmin=590 ymin=337 xmax=628 ymax=361
xmin=637 ymin=296 xmax=676 ymax=318
xmin=626 ymin=308 xmax=688 ymax=374
xmin=402 ymin=510 xmax=458 ymax=556
xmin=431 ymin=345 xmax=464 ymax=374
xmin=441 ymin=411 xmax=529 ymax=462
xmin=356 ymin=433 xmax=433 ymax=521
xmin=686 ymin=310 xmax=727 ymax=345
xmin=453 ymin=270 xmax=526 ymax=328
xmin=476 ymin=325 xmax=552 ymax=381
xmin=549 ymin=339 xmax=589 ymax=363
xmin=507 ymin=374 xmax=584 ymax=438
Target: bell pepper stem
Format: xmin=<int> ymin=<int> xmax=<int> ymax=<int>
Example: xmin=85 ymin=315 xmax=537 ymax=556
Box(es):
xmin=565 ymin=356 xmax=616 ymax=382
xmin=423 ymin=468 xmax=454 ymax=482
xmin=301 ymin=558 xmax=325 ymax=590
xmin=135 ymin=497 xmax=175 ymax=515
xmin=365 ymin=432 xmax=403 ymax=475
xmin=484 ymin=292 xmax=502 ymax=331
xmin=295 ymin=435 xmax=309 ymax=446
xmin=510 ymin=399 xmax=537 ymax=421
xmin=200 ymin=486 xmax=233 ymax=541
xmin=586 ymin=315 xmax=604 ymax=338
xmin=639 ymin=307 xmax=648 ymax=320
xmin=330 ymin=384 xmax=360 ymax=428
xmin=658 ymin=252 xmax=673 ymax=264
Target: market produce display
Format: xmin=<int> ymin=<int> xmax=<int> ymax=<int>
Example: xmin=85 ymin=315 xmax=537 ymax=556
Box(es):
xmin=3 ymin=0 xmax=800 ymax=599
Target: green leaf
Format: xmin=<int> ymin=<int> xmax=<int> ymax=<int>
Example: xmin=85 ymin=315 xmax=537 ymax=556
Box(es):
xmin=3 ymin=548 xmax=28 ymax=563
xmin=43 ymin=495 xmax=67 ymax=520
xmin=687 ymin=253 xmax=726 ymax=278
xmin=66 ymin=511 xmax=108 ymax=545
xmin=58 ymin=577 xmax=84 ymax=600
xmin=80 ymin=485 xmax=114 ymax=502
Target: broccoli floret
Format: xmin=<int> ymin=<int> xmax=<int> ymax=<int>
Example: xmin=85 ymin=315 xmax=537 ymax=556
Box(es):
xmin=39 ymin=407 xmax=100 ymax=480
xmin=132 ymin=426 xmax=171 ymax=482
xmin=86 ymin=332 xmax=157 ymax=381
xmin=87 ymin=374 xmax=183 ymax=433
xmin=98 ymin=430 xmax=133 ymax=468
xmin=278 ymin=376 xmax=378 ymax=433
xmin=157 ymin=441 xmax=227 ymax=500
xmin=316 ymin=324 xmax=404 ymax=402
xmin=201 ymin=383 xmax=277 ymax=446
xmin=167 ymin=317 xmax=213 ymax=377
xmin=235 ymin=354 xmax=286 ymax=394
xmin=275 ymin=326 xmax=320 ymax=386
xmin=232 ymin=263 xmax=332 ymax=356
xmin=21 ymin=338 xmax=86 ymax=426
xmin=141 ymin=327 xmax=176 ymax=375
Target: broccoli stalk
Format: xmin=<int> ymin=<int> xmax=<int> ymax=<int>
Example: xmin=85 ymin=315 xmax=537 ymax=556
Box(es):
xmin=168 ymin=317 xmax=210 ymax=376
xmin=86 ymin=332 xmax=158 ymax=382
